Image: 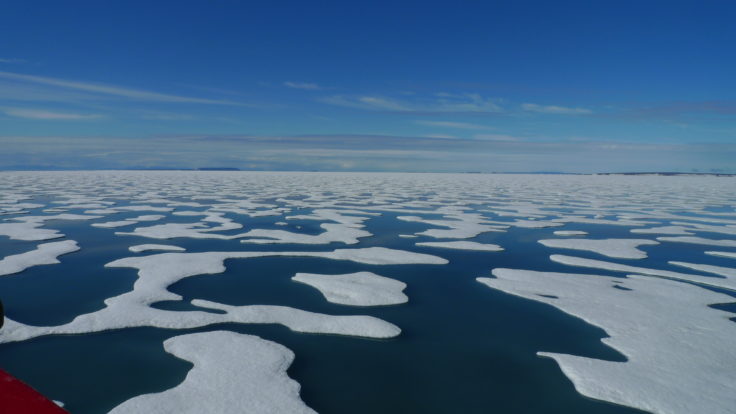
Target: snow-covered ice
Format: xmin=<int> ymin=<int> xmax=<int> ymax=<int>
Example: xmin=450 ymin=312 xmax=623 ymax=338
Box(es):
xmin=0 ymin=240 xmax=80 ymax=276
xmin=416 ymin=241 xmax=503 ymax=252
xmin=129 ymin=244 xmax=186 ymax=253
xmin=550 ymin=254 xmax=736 ymax=291
xmin=538 ymin=238 xmax=659 ymax=259
xmin=705 ymin=251 xmax=736 ymax=260
xmin=656 ymin=236 xmax=736 ymax=248
xmin=553 ymin=230 xmax=588 ymax=236
xmin=110 ymin=331 xmax=315 ymax=414
xmin=293 ymin=272 xmax=408 ymax=306
xmin=478 ymin=269 xmax=736 ymax=414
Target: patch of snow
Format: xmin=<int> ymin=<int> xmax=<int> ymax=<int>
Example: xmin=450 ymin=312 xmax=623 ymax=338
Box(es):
xmin=416 ymin=241 xmax=503 ymax=252
xmin=553 ymin=230 xmax=588 ymax=236
xmin=129 ymin=244 xmax=186 ymax=253
xmin=539 ymin=238 xmax=659 ymax=259
xmin=0 ymin=240 xmax=80 ymax=276
xmin=550 ymin=254 xmax=736 ymax=291
xmin=293 ymin=272 xmax=408 ymax=306
xmin=478 ymin=268 xmax=736 ymax=414
xmin=705 ymin=251 xmax=736 ymax=260
xmin=656 ymin=236 xmax=736 ymax=248
xmin=110 ymin=331 xmax=315 ymax=414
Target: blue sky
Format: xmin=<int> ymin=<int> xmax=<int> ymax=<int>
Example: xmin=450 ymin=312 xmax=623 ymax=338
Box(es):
xmin=1 ymin=0 xmax=735 ymax=172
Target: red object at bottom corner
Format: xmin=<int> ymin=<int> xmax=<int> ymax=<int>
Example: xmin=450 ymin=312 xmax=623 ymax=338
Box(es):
xmin=0 ymin=369 xmax=68 ymax=414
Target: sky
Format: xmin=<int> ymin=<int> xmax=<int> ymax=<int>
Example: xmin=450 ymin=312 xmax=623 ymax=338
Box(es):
xmin=1 ymin=0 xmax=735 ymax=173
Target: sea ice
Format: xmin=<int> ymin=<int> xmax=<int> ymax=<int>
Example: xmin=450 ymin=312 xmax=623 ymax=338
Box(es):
xmin=129 ymin=244 xmax=186 ymax=253
xmin=416 ymin=241 xmax=503 ymax=252
xmin=538 ymin=238 xmax=659 ymax=259
xmin=705 ymin=251 xmax=736 ymax=260
xmin=293 ymin=272 xmax=408 ymax=306
xmin=553 ymin=230 xmax=588 ymax=236
xmin=0 ymin=214 xmax=101 ymax=241
xmin=550 ymin=254 xmax=736 ymax=291
xmin=478 ymin=269 xmax=736 ymax=414
xmin=0 ymin=240 xmax=80 ymax=276
xmin=630 ymin=225 xmax=694 ymax=235
xmin=110 ymin=331 xmax=315 ymax=414
xmin=656 ymin=236 xmax=736 ymax=248
xmin=669 ymin=261 xmax=736 ymax=279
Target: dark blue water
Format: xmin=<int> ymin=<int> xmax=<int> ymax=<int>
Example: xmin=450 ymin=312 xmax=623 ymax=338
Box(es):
xmin=1 ymin=201 xmax=734 ymax=413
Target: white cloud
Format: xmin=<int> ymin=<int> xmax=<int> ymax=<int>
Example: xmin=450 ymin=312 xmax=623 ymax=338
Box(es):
xmin=473 ymin=134 xmax=522 ymax=141
xmin=0 ymin=58 xmax=26 ymax=64
xmin=0 ymin=71 xmax=239 ymax=105
xmin=284 ymin=81 xmax=321 ymax=90
xmin=2 ymin=108 xmax=103 ymax=120
xmin=424 ymin=134 xmax=458 ymax=139
xmin=521 ymin=103 xmax=592 ymax=114
xmin=320 ymin=93 xmax=503 ymax=113
xmin=415 ymin=120 xmax=492 ymax=130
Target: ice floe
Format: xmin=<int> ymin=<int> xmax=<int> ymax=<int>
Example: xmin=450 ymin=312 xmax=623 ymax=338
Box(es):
xmin=293 ymin=272 xmax=408 ymax=306
xmin=0 ymin=240 xmax=80 ymax=276
xmin=669 ymin=261 xmax=736 ymax=279
xmin=553 ymin=230 xmax=588 ymax=236
xmin=397 ymin=212 xmax=506 ymax=239
xmin=706 ymin=251 xmax=736 ymax=260
xmin=0 ymin=246 xmax=444 ymax=344
xmin=110 ymin=331 xmax=315 ymax=414
xmin=656 ymin=236 xmax=736 ymax=248
xmin=550 ymin=254 xmax=736 ymax=291
xmin=630 ymin=225 xmax=694 ymax=235
xmin=538 ymin=238 xmax=659 ymax=259
xmin=478 ymin=269 xmax=736 ymax=414
xmin=415 ymin=241 xmax=503 ymax=252
xmin=129 ymin=244 xmax=186 ymax=253
xmin=240 ymin=223 xmax=370 ymax=245
xmin=0 ymin=214 xmax=101 ymax=241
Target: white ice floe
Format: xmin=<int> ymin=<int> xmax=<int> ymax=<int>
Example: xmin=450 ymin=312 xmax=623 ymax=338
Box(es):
xmin=93 ymin=215 xmax=166 ymax=229
xmin=398 ymin=212 xmax=506 ymax=239
xmin=0 ymin=214 xmax=101 ymax=241
xmin=539 ymin=238 xmax=659 ymax=259
xmin=416 ymin=241 xmax=503 ymax=252
xmin=110 ymin=331 xmax=315 ymax=414
xmin=553 ymin=230 xmax=588 ymax=236
xmin=116 ymin=205 xmax=173 ymax=212
xmin=669 ymin=261 xmax=736 ymax=279
xmin=293 ymin=272 xmax=408 ymax=306
xmin=92 ymin=220 xmax=137 ymax=228
xmin=478 ymin=269 xmax=736 ymax=414
xmin=240 ymin=223 xmax=370 ymax=245
xmin=553 ymin=216 xmax=652 ymax=227
xmin=550 ymin=254 xmax=736 ymax=291
xmin=706 ymin=251 xmax=736 ymax=260
xmin=133 ymin=215 xmax=165 ymax=222
xmin=656 ymin=236 xmax=736 ymax=248
xmin=129 ymin=244 xmax=186 ymax=253
xmin=630 ymin=225 xmax=694 ymax=235
xmin=0 ymin=246 xmax=443 ymax=344
xmin=319 ymin=246 xmax=448 ymax=265
xmin=0 ymin=240 xmax=80 ymax=276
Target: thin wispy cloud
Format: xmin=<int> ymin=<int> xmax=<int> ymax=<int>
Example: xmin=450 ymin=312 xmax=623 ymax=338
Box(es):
xmin=2 ymin=108 xmax=103 ymax=120
xmin=0 ymin=58 xmax=26 ymax=64
xmin=521 ymin=103 xmax=592 ymax=114
xmin=3 ymin=133 xmax=731 ymax=173
xmin=415 ymin=120 xmax=493 ymax=130
xmin=320 ymin=92 xmax=503 ymax=113
xmin=424 ymin=134 xmax=458 ymax=139
xmin=473 ymin=133 xmax=522 ymax=141
xmin=0 ymin=71 xmax=240 ymax=105
xmin=284 ymin=81 xmax=321 ymax=90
